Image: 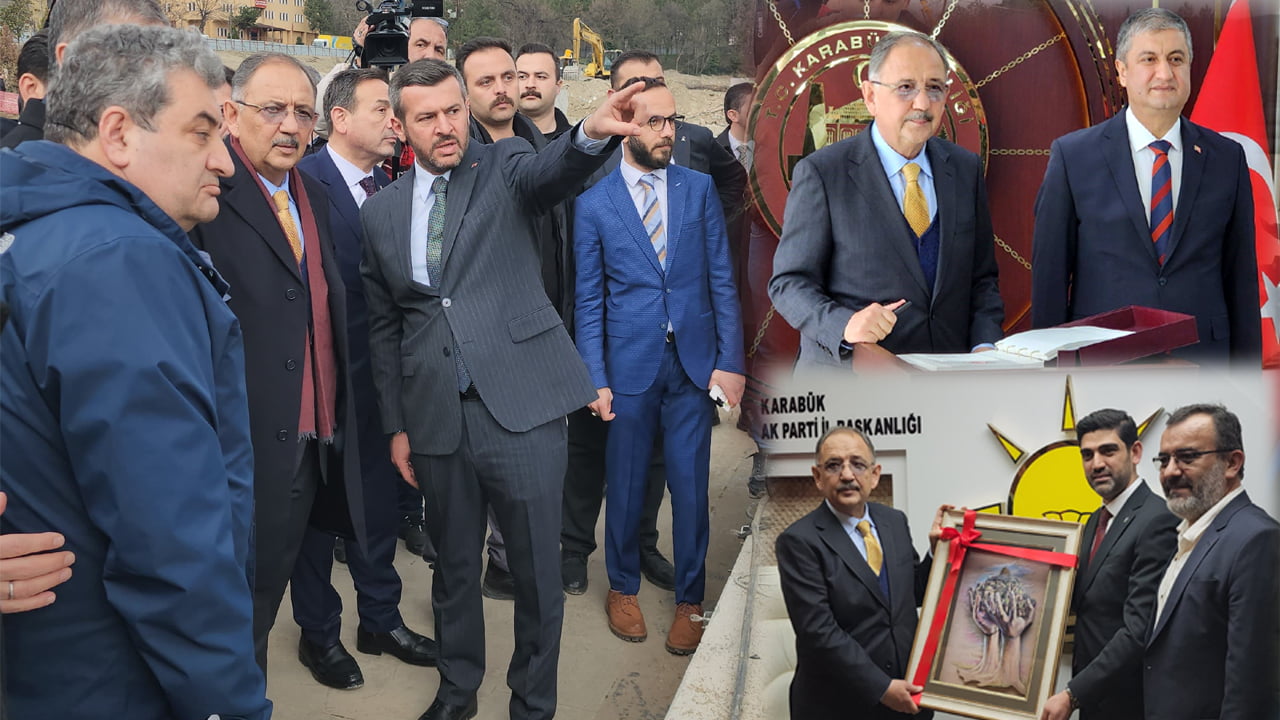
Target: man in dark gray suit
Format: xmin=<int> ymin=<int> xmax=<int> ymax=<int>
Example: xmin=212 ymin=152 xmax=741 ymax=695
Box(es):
xmin=359 ymin=59 xmax=643 ymax=720
xmin=1042 ymin=409 xmax=1177 ymax=720
xmin=769 ymin=31 xmax=1004 ymax=365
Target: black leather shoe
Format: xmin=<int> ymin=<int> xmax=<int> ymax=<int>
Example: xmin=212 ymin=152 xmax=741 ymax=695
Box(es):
xmin=333 ymin=538 xmax=347 ymax=564
xmin=298 ymin=636 xmax=363 ymax=690
xmin=640 ymin=548 xmax=676 ymax=591
xmin=356 ymin=624 xmax=438 ymax=666
xmin=481 ymin=562 xmax=516 ymax=600
xmin=416 ymin=696 xmax=478 ymax=720
xmin=561 ymin=550 xmax=588 ymax=595
xmin=399 ymin=515 xmax=428 ymax=556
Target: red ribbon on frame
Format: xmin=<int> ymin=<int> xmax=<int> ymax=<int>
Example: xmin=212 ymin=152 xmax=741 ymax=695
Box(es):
xmin=909 ymin=510 xmax=1078 ymax=704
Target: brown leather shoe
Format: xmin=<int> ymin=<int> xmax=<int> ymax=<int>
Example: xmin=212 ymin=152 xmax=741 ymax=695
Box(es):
xmin=606 ymin=590 xmax=647 ymax=642
xmin=665 ymin=602 xmax=704 ymax=655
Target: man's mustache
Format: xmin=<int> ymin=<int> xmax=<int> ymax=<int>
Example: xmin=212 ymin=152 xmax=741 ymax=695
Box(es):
xmin=906 ymin=110 xmax=934 ymax=123
xmin=521 ymin=89 xmax=541 ymax=99
xmin=272 ymin=136 xmax=299 ymax=149
xmin=491 ymin=95 xmax=513 ymax=109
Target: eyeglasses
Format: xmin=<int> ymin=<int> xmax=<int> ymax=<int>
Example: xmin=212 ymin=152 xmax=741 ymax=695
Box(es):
xmin=820 ymin=458 xmax=873 ymax=476
xmin=1151 ymin=448 xmax=1235 ymax=470
xmin=867 ymin=79 xmax=952 ymax=103
xmin=644 ymin=114 xmax=684 ymax=132
xmin=236 ymin=100 xmax=318 ymax=128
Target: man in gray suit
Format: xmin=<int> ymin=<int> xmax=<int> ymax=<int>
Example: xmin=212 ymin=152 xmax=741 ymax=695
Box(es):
xmin=359 ymin=59 xmax=643 ymax=720
xmin=769 ymin=31 xmax=1003 ymax=366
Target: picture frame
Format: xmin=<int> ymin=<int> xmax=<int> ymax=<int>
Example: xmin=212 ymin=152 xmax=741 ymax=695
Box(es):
xmin=905 ymin=510 xmax=1084 ymax=720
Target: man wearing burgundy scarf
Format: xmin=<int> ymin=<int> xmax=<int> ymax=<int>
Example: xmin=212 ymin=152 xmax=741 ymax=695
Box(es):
xmin=190 ymin=52 xmax=367 ymax=673
xmin=1042 ymin=408 xmax=1177 ymax=720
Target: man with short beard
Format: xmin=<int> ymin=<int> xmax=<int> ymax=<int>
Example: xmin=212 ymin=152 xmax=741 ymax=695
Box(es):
xmin=1042 ymin=409 xmax=1177 ymax=720
xmin=573 ymin=77 xmax=745 ymax=654
xmin=1144 ymin=404 xmax=1278 ymax=719
xmin=190 ymin=52 xmax=367 ymax=674
xmin=516 ymin=42 xmax=572 ymax=141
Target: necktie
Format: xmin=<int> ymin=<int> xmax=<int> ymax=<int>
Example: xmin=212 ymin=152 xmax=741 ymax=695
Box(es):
xmin=272 ymin=190 xmax=303 ymax=264
xmin=358 ymin=175 xmax=379 ymax=199
xmin=426 ymin=176 xmax=472 ymax=392
xmin=1089 ymin=507 xmax=1112 ymax=562
xmin=1149 ymin=140 xmax=1173 ymax=265
xmin=902 ymin=162 xmax=930 ymax=238
xmin=638 ymin=174 xmax=666 ymax=269
xmin=736 ymin=141 xmax=753 ymax=170
xmin=857 ymin=520 xmax=883 ymax=575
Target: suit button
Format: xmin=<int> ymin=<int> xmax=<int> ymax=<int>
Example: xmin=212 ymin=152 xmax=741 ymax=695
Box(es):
xmin=286 ymin=359 xmax=297 ymax=370
xmin=443 ymin=347 xmax=451 ymax=356
xmin=286 ymin=289 xmax=298 ymax=300
xmin=1158 ymin=277 xmax=1167 ymax=287
xmin=276 ymin=429 xmax=289 ymax=441
xmin=442 ymin=298 xmax=452 ymax=308
xmin=665 ymin=288 xmax=671 ymax=293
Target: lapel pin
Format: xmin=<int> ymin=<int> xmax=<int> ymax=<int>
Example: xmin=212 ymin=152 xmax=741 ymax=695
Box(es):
xmin=471 ymin=162 xmax=479 ymax=168
xmin=1194 ymin=145 xmax=1202 ymax=154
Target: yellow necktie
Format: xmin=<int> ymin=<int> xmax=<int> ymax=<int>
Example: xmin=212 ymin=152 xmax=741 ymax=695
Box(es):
xmin=857 ymin=520 xmax=883 ymax=575
xmin=902 ymin=162 xmax=930 ymax=237
xmin=272 ymin=190 xmax=303 ymax=264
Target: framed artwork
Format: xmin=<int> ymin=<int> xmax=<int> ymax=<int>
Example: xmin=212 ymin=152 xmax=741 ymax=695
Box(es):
xmin=905 ymin=510 xmax=1083 ymax=720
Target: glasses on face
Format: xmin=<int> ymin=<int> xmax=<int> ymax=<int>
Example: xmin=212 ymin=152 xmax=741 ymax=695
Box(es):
xmin=644 ymin=114 xmax=684 ymax=132
xmin=821 ymin=458 xmax=872 ymax=476
xmin=1152 ymin=448 xmax=1235 ymax=470
xmin=867 ymin=79 xmax=952 ymax=103
xmin=236 ymin=100 xmax=318 ymax=128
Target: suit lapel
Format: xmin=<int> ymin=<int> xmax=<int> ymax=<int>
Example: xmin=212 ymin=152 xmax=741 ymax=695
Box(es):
xmin=382 ymin=176 xmax=424 ymax=293
xmin=440 ymin=143 xmax=481 ymax=272
xmin=815 ymin=504 xmax=890 ymax=611
xmin=1080 ymin=483 xmax=1153 ymax=593
xmin=313 ymin=150 xmax=363 ymax=239
xmin=1101 ymin=113 xmax=1160 ymax=265
xmin=928 ymin=139 xmax=955 ymax=302
xmin=665 ymin=167 xmax=686 ymax=266
xmin=1166 ymin=119 xmax=1204 ymax=264
xmin=674 ymin=127 xmax=692 ymax=167
xmin=222 ymin=152 xmax=302 ymax=281
xmin=849 ymin=130 xmax=929 ymax=295
xmin=607 ymin=171 xmax=665 ymax=276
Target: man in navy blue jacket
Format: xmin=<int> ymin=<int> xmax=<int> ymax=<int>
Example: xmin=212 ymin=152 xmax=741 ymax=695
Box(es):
xmin=0 ymin=25 xmax=270 ymax=720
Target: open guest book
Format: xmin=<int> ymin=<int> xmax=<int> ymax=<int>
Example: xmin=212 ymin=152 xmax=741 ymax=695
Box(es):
xmin=898 ymin=326 xmax=1134 ymax=371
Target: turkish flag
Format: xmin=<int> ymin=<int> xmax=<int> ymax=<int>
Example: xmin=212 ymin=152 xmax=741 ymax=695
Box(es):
xmin=1190 ymin=0 xmax=1280 ymax=368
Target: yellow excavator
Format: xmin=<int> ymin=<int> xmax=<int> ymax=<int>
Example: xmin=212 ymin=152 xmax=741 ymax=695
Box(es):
xmin=566 ymin=17 xmax=621 ymax=79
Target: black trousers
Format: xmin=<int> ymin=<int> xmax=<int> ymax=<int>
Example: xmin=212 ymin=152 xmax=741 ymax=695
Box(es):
xmin=561 ymin=406 xmax=665 ymax=558
xmin=412 ymin=400 xmax=566 ymax=720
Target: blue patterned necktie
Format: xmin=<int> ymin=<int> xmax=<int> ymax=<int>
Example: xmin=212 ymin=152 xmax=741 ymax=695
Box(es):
xmin=1149 ymin=140 xmax=1173 ymax=265
xmin=426 ymin=175 xmax=472 ymax=391
xmin=358 ymin=175 xmax=378 ymax=199
xmin=638 ymin=174 xmax=666 ymax=270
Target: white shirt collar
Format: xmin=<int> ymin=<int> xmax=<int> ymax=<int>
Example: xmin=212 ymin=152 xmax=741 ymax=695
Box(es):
xmin=1125 ymin=107 xmax=1182 ymax=155
xmin=414 ymin=160 xmax=452 ymax=204
xmin=1175 ymin=485 xmax=1245 ymax=552
xmin=620 ymin=158 xmax=666 ymax=189
xmin=825 ymin=499 xmax=874 ymax=530
xmin=1103 ymin=476 xmax=1147 ymax=517
xmin=326 ymin=145 xmax=375 ymax=192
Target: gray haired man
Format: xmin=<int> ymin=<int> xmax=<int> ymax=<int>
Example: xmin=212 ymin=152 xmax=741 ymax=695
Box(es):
xmin=0 ymin=24 xmax=269 ymax=719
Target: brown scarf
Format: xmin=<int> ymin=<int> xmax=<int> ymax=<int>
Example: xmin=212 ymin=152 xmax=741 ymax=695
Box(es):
xmin=231 ymin=137 xmax=338 ymax=444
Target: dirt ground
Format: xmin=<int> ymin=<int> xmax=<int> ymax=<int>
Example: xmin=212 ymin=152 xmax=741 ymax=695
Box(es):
xmin=215 ymin=51 xmax=740 ymax=132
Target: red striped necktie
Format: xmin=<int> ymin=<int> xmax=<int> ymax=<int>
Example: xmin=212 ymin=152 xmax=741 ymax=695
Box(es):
xmin=1149 ymin=140 xmax=1173 ymax=265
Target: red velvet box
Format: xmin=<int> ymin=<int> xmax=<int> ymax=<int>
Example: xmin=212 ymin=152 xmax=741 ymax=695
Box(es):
xmin=1056 ymin=306 xmax=1199 ymax=366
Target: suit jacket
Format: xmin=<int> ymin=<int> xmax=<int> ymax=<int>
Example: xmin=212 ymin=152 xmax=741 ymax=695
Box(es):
xmin=573 ymin=164 xmax=745 ymax=394
xmin=1069 ymin=482 xmax=1178 ymax=719
xmin=715 ymin=126 xmax=732 ymax=153
xmin=769 ymin=127 xmax=1004 ymax=365
xmin=190 ymin=142 xmax=365 ymax=544
xmin=297 ymin=146 xmax=390 ymax=435
xmin=0 ymin=98 xmax=43 ymax=150
xmin=1031 ymin=111 xmax=1260 ymax=360
xmin=1143 ymin=490 xmax=1280 ymax=720
xmin=776 ymin=502 xmax=934 ymax=720
xmin=360 ymin=128 xmax=612 ymax=455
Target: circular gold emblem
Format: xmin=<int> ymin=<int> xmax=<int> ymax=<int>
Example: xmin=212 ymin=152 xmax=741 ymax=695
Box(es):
xmin=749 ymin=21 xmax=988 ymax=238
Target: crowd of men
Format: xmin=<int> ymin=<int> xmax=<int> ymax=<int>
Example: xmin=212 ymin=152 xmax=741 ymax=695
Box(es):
xmin=0 ymin=2 xmax=1275 ymax=720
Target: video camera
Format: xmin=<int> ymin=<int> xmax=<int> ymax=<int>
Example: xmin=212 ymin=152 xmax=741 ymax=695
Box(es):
xmin=355 ymin=0 xmax=443 ymax=68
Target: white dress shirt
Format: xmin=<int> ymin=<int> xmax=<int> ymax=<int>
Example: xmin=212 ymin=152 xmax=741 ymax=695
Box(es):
xmin=1125 ymin=108 xmax=1183 ymax=223
xmin=619 ymin=159 xmax=669 ymax=232
xmin=1153 ymin=485 xmax=1245 ymax=623
xmin=825 ymin=499 xmax=883 ymax=564
xmin=1098 ymin=476 xmax=1149 ymax=538
xmin=409 ymin=161 xmax=451 ymax=287
xmin=326 ymin=145 xmax=377 ymax=209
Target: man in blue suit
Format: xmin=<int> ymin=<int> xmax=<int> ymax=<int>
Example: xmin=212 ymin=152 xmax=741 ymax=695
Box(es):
xmin=1144 ymin=403 xmax=1278 ymax=720
xmin=1031 ymin=8 xmax=1260 ymax=361
xmin=291 ymin=67 xmax=438 ymax=690
xmin=574 ymin=78 xmax=745 ymax=655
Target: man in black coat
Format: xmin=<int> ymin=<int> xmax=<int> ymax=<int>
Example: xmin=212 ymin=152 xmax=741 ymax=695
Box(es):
xmin=190 ymin=52 xmax=366 ymax=673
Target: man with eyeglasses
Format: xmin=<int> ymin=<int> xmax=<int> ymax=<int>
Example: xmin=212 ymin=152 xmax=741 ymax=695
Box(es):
xmin=573 ymin=77 xmax=744 ymax=654
xmin=190 ymin=52 xmax=367 ymax=675
xmin=1042 ymin=409 xmax=1177 ymax=720
xmin=1142 ymin=403 xmax=1278 ymax=720
xmin=769 ymin=30 xmax=1004 ymax=366
xmin=777 ymin=427 xmax=948 ymax=719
